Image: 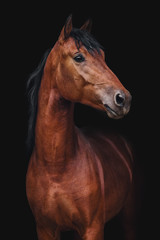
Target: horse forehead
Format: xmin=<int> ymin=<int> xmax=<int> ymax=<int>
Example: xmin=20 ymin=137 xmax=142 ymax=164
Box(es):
xmin=62 ymin=38 xmax=78 ymax=52
xmin=62 ymin=38 xmax=103 ymax=59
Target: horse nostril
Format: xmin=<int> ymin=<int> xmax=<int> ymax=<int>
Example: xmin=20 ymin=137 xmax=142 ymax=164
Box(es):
xmin=114 ymin=91 xmax=125 ymax=107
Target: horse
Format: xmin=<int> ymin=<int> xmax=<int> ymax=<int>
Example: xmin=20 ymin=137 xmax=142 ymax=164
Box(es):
xmin=26 ymin=15 xmax=136 ymax=240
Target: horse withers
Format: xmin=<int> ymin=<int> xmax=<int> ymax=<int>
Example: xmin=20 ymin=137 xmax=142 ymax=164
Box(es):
xmin=26 ymin=15 xmax=137 ymax=240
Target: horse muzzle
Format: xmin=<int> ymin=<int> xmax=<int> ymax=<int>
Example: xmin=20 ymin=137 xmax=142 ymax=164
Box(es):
xmin=97 ymin=88 xmax=132 ymax=119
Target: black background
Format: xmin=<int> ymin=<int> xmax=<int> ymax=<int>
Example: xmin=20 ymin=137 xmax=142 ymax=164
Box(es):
xmin=4 ymin=1 xmax=158 ymax=239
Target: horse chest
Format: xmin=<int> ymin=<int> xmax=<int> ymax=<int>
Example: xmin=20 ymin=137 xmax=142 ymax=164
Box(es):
xmin=27 ymin=160 xmax=102 ymax=230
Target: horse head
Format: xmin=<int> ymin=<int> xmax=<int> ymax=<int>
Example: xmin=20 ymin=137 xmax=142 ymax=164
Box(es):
xmin=48 ymin=15 xmax=132 ymax=119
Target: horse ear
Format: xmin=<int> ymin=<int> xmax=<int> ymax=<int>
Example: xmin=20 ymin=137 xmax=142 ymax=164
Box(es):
xmin=64 ymin=15 xmax=73 ymax=38
xmin=59 ymin=15 xmax=73 ymax=42
xmin=80 ymin=19 xmax=92 ymax=33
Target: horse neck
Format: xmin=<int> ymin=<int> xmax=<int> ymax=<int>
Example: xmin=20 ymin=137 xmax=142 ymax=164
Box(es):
xmin=34 ymin=54 xmax=77 ymax=166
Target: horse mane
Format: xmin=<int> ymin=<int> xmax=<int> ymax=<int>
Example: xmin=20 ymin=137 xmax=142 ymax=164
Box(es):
xmin=26 ymin=49 xmax=51 ymax=155
xmin=26 ymin=29 xmax=103 ymax=156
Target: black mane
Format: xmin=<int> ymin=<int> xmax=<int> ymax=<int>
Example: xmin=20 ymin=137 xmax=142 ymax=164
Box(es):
xmin=70 ymin=28 xmax=103 ymax=54
xmin=26 ymin=29 xmax=103 ymax=156
xmin=26 ymin=49 xmax=51 ymax=155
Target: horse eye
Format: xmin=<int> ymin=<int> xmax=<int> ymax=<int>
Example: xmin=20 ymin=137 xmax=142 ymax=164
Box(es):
xmin=73 ymin=54 xmax=85 ymax=63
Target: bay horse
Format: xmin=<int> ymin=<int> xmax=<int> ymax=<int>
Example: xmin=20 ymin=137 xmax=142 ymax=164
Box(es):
xmin=26 ymin=16 xmax=136 ymax=240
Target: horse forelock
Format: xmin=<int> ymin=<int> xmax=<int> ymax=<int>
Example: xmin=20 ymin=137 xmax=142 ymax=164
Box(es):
xmin=69 ymin=28 xmax=103 ymax=55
